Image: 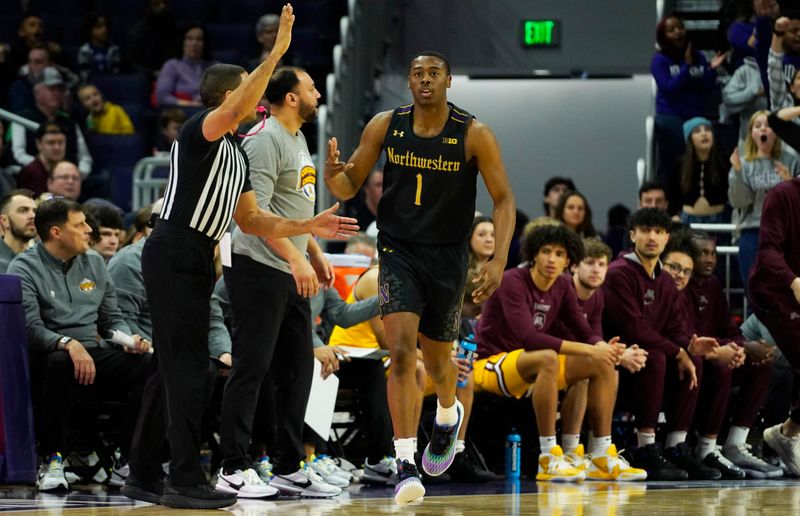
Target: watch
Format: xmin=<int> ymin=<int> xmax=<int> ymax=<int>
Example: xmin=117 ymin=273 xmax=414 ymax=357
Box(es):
xmin=57 ymin=336 xmax=71 ymax=350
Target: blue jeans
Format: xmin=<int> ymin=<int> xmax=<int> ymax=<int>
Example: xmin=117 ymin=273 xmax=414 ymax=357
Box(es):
xmin=679 ymin=212 xmax=725 ymax=225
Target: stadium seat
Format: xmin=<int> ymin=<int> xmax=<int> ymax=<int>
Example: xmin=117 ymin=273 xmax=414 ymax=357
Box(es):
xmin=87 ymin=134 xmax=146 ymax=212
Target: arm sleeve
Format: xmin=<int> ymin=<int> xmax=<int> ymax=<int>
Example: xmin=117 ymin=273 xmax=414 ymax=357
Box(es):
xmin=208 ymin=287 xmax=232 ymax=357
xmin=242 ymin=132 xmax=281 ymax=210
xmin=496 ymin=277 xmax=563 ymax=352
xmin=768 ymin=49 xmax=793 ymax=111
xmin=586 ymin=291 xmax=605 ymax=342
xmin=155 ymin=60 xmax=180 ymax=106
xmin=75 ymin=125 xmax=93 ymax=177
xmin=11 ymin=122 xmax=35 ymax=167
xmin=651 ymin=54 xmax=691 ymax=100
xmin=7 ymin=262 xmax=62 ymax=352
xmin=755 ymin=15 xmax=774 ymax=98
xmin=97 ymin=264 xmax=132 ymax=338
xmin=769 ymin=113 xmax=800 ymax=153
xmin=108 ymin=261 xmax=148 ymax=339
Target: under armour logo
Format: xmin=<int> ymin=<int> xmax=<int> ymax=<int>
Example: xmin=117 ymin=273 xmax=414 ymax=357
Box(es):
xmin=393 ymin=130 xmax=404 ymax=137
xmin=791 ymin=312 xmax=800 ymax=320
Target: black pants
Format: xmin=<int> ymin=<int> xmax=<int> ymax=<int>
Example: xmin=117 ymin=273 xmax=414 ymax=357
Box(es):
xmin=127 ymin=220 xmax=216 ymax=487
xmin=221 ymin=254 xmax=313 ymax=475
xmin=29 ymin=347 xmax=150 ymax=458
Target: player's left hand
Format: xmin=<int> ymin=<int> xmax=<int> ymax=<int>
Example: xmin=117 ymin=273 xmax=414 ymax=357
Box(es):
xmin=310 ymin=202 xmax=359 ymax=240
xmin=471 ymin=258 xmax=505 ymax=303
xmin=688 ymin=334 xmax=719 ymax=357
xmin=309 ymin=249 xmax=335 ymax=288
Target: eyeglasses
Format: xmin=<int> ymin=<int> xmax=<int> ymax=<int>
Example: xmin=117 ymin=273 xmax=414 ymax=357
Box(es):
xmin=52 ymin=175 xmax=80 ymax=182
xmin=664 ymin=262 xmax=693 ymax=277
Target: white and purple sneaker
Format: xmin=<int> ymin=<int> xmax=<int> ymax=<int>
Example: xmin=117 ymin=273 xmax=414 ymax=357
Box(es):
xmin=421 ymin=400 xmax=464 ymax=477
xmin=394 ymin=459 xmax=425 ymax=505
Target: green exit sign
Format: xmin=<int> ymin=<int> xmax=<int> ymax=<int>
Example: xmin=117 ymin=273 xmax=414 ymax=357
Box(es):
xmin=522 ymin=19 xmax=560 ymax=48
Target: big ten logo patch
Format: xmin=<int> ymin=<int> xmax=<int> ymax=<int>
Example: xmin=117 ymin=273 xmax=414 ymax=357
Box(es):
xmin=441 ymin=137 xmax=458 ymax=145
xmin=296 ymin=152 xmax=316 ymax=202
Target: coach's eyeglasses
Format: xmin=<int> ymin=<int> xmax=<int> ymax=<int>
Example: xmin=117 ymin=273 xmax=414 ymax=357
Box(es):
xmin=663 ymin=262 xmax=693 ymax=277
xmin=51 ymin=174 xmax=80 ymax=182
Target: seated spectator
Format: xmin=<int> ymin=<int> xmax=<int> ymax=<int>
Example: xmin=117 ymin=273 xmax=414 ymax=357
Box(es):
xmin=155 ymin=24 xmax=214 ymax=108
xmin=554 ymin=190 xmax=597 ymax=238
xmin=18 ymin=123 xmax=67 ymax=197
xmin=8 ymin=45 xmax=50 ymax=115
xmin=670 ymin=118 xmax=729 ymax=223
xmin=76 ymin=11 xmax=122 ymax=81
xmin=638 ymin=181 xmax=670 ymax=211
xmin=45 ymin=161 xmax=82 ymax=202
xmin=126 ymin=0 xmax=177 ymax=79
xmin=728 ymin=110 xmax=798 ymax=287
xmin=475 ymin=225 xmax=643 ymax=482
xmin=6 ymin=198 xmax=151 ymax=492
xmin=0 ymin=119 xmax=21 ymax=196
xmin=77 ymin=84 xmax=134 ymax=135
xmin=10 ymin=68 xmax=93 ymax=177
xmin=121 ymin=203 xmax=154 ymax=247
xmin=651 ymin=16 xmax=724 ymax=190
xmin=722 ymin=53 xmax=767 ymax=143
xmin=467 ymin=215 xmax=494 ymax=275
xmin=0 ymin=189 xmax=36 ymax=272
xmin=247 ymin=14 xmax=287 ymax=70
xmin=153 ymin=108 xmax=186 ymax=154
xmin=542 ymin=176 xmax=575 ymax=218
xmin=7 ymin=14 xmax=48 ymax=74
xmin=683 ymin=231 xmax=781 ymax=478
xmin=84 ymin=203 xmax=124 ymax=262
xmin=602 ymin=208 xmax=717 ymax=480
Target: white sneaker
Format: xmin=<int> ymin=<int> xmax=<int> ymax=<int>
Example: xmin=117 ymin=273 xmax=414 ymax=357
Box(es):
xmin=308 ymin=455 xmax=350 ymax=487
xmin=363 ymin=456 xmax=397 ymax=486
xmin=319 ymin=454 xmax=353 ymax=482
xmin=254 ymin=455 xmax=274 ymax=483
xmin=270 ymin=462 xmax=342 ymax=498
xmin=216 ymin=468 xmax=279 ymax=499
xmin=37 ymin=453 xmax=69 ymax=492
xmin=109 ymin=461 xmax=130 ymax=487
xmin=764 ymin=424 xmax=800 ymax=476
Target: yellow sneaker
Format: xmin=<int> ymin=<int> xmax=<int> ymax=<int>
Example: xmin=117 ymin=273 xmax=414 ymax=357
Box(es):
xmin=566 ymin=444 xmax=591 ymax=471
xmin=536 ymin=445 xmax=586 ymax=482
xmin=587 ymin=444 xmax=647 ymax=481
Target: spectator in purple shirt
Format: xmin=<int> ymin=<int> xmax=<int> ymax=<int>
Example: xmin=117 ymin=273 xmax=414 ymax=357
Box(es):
xmin=603 ymin=208 xmax=718 ymax=480
xmin=726 ymin=0 xmax=757 ymax=70
xmin=475 ymin=225 xmax=645 ymax=482
xmin=154 ymin=24 xmax=214 ymax=107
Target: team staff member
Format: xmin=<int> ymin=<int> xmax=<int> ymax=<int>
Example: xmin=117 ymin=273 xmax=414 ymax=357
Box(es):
xmin=325 ymin=51 xmax=516 ymax=504
xmin=123 ymin=5 xmax=358 ymax=510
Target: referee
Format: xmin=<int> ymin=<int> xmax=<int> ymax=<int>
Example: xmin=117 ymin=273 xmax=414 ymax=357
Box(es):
xmin=122 ymin=5 xmax=358 ymax=510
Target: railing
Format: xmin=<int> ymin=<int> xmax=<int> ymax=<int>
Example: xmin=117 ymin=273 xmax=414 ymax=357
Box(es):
xmin=131 ymin=156 xmax=170 ymax=212
xmin=0 ymin=108 xmax=38 ymax=131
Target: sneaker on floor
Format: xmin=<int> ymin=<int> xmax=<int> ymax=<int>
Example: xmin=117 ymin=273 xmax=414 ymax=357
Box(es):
xmin=394 ymin=459 xmax=425 ymax=505
xmin=722 ymin=442 xmax=784 ymax=479
xmin=254 ymin=455 xmax=274 ymax=484
xmin=536 ymin=445 xmax=586 ymax=482
xmin=587 ymin=444 xmax=647 ymax=481
xmin=763 ymin=423 xmax=800 ymax=476
xmin=565 ymin=444 xmax=592 ymax=471
xmin=308 ymin=454 xmax=350 ymax=488
xmin=317 ymin=454 xmax=353 ymax=482
xmin=700 ymin=448 xmax=745 ymax=480
xmin=270 ymin=461 xmax=342 ymax=498
xmin=422 ymin=400 xmax=464 ymax=477
xmin=666 ymin=442 xmax=722 ymax=480
xmin=37 ymin=453 xmax=69 ymax=492
xmin=67 ymin=451 xmax=108 ymax=484
xmin=362 ymin=456 xmax=397 ymax=486
xmin=109 ymin=458 xmax=130 ymax=488
xmin=216 ymin=468 xmax=280 ymax=499
xmin=627 ymin=443 xmax=688 ymax=481
xmin=448 ymin=450 xmax=496 ymax=483
xmin=121 ymin=474 xmax=164 ymax=504
xmin=160 ymin=481 xmax=237 ymax=509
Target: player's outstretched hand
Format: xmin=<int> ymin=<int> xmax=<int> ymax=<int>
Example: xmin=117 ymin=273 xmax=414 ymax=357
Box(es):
xmin=325 ymin=138 xmax=354 ymax=181
xmin=272 ymin=4 xmax=295 ymax=58
xmin=471 ymin=259 xmax=504 ymax=303
xmin=310 ymin=202 xmax=359 ymax=239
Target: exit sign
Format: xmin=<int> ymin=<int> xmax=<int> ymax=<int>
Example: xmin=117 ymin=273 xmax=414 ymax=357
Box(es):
xmin=521 ymin=19 xmax=560 ymax=48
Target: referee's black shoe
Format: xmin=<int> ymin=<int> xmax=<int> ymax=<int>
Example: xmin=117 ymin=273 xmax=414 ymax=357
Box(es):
xmin=160 ymin=481 xmax=237 ymax=509
xmin=121 ymin=474 xmax=164 ymax=504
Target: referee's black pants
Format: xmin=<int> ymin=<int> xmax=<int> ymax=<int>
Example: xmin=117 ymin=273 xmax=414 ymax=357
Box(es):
xmin=128 ymin=221 xmax=216 ymax=487
xmin=220 ymin=254 xmax=313 ymax=475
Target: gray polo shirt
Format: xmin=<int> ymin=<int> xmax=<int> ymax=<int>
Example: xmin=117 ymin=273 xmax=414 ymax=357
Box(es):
xmin=0 ymin=238 xmax=16 ymax=273
xmin=232 ymin=116 xmax=316 ymax=274
xmin=7 ymin=242 xmax=130 ymax=352
xmin=108 ymin=238 xmax=151 ymax=340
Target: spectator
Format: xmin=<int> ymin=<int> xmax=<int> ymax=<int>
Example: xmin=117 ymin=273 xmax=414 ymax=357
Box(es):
xmin=351 ymin=169 xmax=382 ymax=231
xmin=121 ymin=203 xmax=154 ymax=248
xmin=155 ymin=24 xmax=214 ymax=107
xmin=638 ymin=181 xmax=670 ymax=211
xmin=651 ymin=16 xmax=724 ymax=190
xmin=247 ymin=14 xmax=287 ymax=70
xmin=77 ymin=12 xmax=122 ymax=81
xmin=753 ymin=0 xmax=800 ymax=106
xmin=47 ymin=161 xmax=82 ymax=201
xmin=467 ymin=215 xmax=494 ymax=275
xmin=77 ymin=84 xmax=135 ymax=135
xmin=0 ymin=189 xmax=36 ymax=272
xmin=542 ymin=176 xmax=575 ymax=218
xmin=768 ymin=16 xmax=800 ymax=116
xmin=0 ymin=119 xmax=21 ymax=196
xmin=602 ymin=204 xmax=630 ymax=259
xmin=726 ymin=0 xmax=757 ymax=70
xmin=17 ymin=123 xmax=67 ymax=197
xmin=8 ymin=45 xmax=49 ymax=115
xmin=554 ymin=190 xmax=597 ymax=238
xmin=670 ymin=117 xmax=729 ymax=224
xmin=722 ymin=53 xmax=768 ymax=143
xmin=84 ymin=203 xmax=124 ymax=262
xmin=10 ymin=67 xmax=93 ymax=177
xmin=7 ymin=14 xmax=48 ymax=73
xmin=154 ymin=108 xmax=186 ymax=154
xmin=6 ymin=198 xmax=151 ymax=492
xmin=126 ymin=0 xmax=177 ymax=79
xmin=728 ymin=110 xmax=799 ymax=287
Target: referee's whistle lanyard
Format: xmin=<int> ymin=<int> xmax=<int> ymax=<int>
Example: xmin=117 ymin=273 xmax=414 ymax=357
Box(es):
xmin=236 ymin=105 xmax=269 ymax=138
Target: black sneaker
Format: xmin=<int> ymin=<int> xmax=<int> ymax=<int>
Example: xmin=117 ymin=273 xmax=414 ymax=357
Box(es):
xmin=629 ymin=443 xmax=688 ymax=481
xmin=121 ymin=475 xmax=164 ymax=504
xmin=701 ymin=449 xmax=746 ymax=480
xmin=666 ymin=442 xmax=722 ymax=480
xmin=160 ymin=481 xmax=237 ymax=509
xmin=448 ymin=451 xmax=496 ymax=483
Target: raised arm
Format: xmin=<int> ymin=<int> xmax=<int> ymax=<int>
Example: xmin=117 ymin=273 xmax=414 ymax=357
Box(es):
xmin=202 ymin=4 xmax=294 ymax=141
xmin=324 ymin=110 xmax=392 ymax=200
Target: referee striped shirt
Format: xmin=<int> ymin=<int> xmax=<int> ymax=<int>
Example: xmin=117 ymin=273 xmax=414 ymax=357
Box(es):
xmin=160 ymin=109 xmax=252 ymax=241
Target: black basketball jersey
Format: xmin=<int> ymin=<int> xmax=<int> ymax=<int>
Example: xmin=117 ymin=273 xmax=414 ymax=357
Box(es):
xmin=377 ymin=102 xmax=478 ymax=244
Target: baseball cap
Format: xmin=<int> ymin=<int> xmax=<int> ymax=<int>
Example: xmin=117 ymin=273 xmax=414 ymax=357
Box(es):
xmin=39 ymin=67 xmax=65 ymax=87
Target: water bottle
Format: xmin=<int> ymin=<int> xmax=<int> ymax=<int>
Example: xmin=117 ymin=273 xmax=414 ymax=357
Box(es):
xmin=505 ymin=429 xmax=521 ymax=480
xmin=456 ymin=334 xmax=477 ymax=388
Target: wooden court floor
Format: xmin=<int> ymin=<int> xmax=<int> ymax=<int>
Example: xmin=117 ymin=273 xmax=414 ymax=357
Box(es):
xmin=3 ymin=479 xmax=800 ymax=515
